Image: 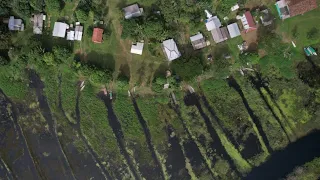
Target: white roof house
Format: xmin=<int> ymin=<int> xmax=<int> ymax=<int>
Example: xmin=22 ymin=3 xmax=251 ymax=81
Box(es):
xmin=123 ymin=4 xmax=144 ymax=19
xmin=8 ymin=16 xmax=24 ymax=31
xmin=227 ymin=23 xmax=241 ymax=38
xmin=162 ymin=39 xmax=181 ymax=61
xmin=205 ymin=16 xmax=221 ymax=31
xmin=130 ymin=42 xmax=144 ymax=55
xmin=67 ymin=30 xmax=75 ymax=40
xmin=74 ymin=25 xmax=83 ymax=41
xmin=53 ymin=22 xmax=69 ymax=38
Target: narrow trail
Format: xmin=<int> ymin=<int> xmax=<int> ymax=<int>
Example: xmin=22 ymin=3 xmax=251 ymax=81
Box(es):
xmin=184 ymin=93 xmax=242 ymax=177
xmin=227 ymin=76 xmax=273 ymax=154
xmin=29 ymin=70 xmax=76 ymax=180
xmin=0 ymin=89 xmax=42 ymax=179
xmin=131 ymin=97 xmax=166 ymax=180
xmin=248 ymin=75 xmax=293 ymax=142
xmin=99 ymin=93 xmax=141 ymax=180
xmin=246 ymin=130 xmax=320 ymax=180
xmin=74 ymin=87 xmax=113 ymax=180
xmin=172 ymin=105 xmax=218 ymax=179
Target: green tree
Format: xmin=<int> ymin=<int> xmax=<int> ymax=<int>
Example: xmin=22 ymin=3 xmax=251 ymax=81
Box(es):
xmin=171 ymin=56 xmax=204 ymax=80
xmin=75 ymin=9 xmax=88 ymax=22
xmin=142 ymin=20 xmax=168 ymax=41
xmin=45 ymin=0 xmax=60 ymax=13
xmin=238 ymin=52 xmax=260 ymax=66
xmin=307 ymin=27 xmax=319 ymax=40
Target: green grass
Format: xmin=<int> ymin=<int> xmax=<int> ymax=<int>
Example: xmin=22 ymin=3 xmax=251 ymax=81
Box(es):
xmin=279 ymin=7 xmax=320 ymax=47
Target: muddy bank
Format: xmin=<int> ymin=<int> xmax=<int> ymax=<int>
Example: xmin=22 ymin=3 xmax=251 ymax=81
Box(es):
xmin=131 ymin=97 xmax=164 ymax=180
xmin=99 ymin=93 xmax=141 ymax=180
xmin=0 ymin=90 xmax=41 ymax=179
xmin=165 ymin=124 xmax=190 ymax=179
xmin=246 ymin=130 xmax=320 ymax=179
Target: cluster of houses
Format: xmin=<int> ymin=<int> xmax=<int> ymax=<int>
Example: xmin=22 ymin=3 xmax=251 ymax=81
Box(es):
xmin=123 ymin=4 xmax=263 ymax=61
xmin=52 ymin=22 xmax=83 ymax=41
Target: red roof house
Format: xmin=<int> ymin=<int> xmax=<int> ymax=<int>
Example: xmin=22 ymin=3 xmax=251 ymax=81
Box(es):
xmin=288 ymin=0 xmax=318 ymax=17
xmin=92 ymin=28 xmax=103 ymax=43
xmin=241 ymin=11 xmax=257 ymax=33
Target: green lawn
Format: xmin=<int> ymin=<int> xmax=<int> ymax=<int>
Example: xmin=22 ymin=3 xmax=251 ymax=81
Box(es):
xmin=279 ymin=8 xmax=320 ymax=47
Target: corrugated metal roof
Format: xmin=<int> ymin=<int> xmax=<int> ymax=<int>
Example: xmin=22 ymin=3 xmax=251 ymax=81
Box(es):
xmin=227 ymin=23 xmax=241 ymax=38
xmin=92 ymin=28 xmax=104 ymax=43
xmin=162 ymin=39 xmax=181 ymax=61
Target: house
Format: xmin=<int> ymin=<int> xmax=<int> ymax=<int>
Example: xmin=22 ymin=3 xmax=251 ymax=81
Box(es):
xmin=67 ymin=30 xmax=75 ymax=40
xmin=8 ymin=16 xmax=24 ymax=31
xmin=240 ymin=11 xmax=257 ymax=33
xmin=205 ymin=16 xmax=221 ymax=31
xmin=162 ymin=39 xmax=181 ymax=61
xmin=190 ymin=33 xmax=207 ymax=50
xmin=123 ymin=4 xmax=144 ymax=19
xmin=74 ymin=25 xmax=83 ymax=41
xmin=92 ymin=28 xmax=104 ymax=43
xmin=227 ymin=23 xmax=241 ymax=38
xmin=31 ymin=14 xmax=45 ymax=34
xmin=231 ymin=4 xmax=240 ymax=11
xmin=275 ymin=0 xmax=317 ymax=20
xmin=130 ymin=42 xmax=144 ymax=55
xmin=260 ymin=9 xmax=273 ymax=26
xmin=53 ymin=22 xmax=69 ymax=38
xmin=211 ymin=27 xmax=230 ymax=43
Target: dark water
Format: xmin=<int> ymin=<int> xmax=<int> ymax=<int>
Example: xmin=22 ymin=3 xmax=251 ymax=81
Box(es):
xmin=227 ymin=76 xmax=273 ymax=153
xmin=241 ymin=133 xmax=261 ymax=160
xmin=173 ymin=105 xmax=216 ymax=179
xmin=131 ymin=97 xmax=164 ymax=180
xmin=0 ymin=158 xmax=14 ymax=180
xmin=246 ymin=130 xmax=320 ymax=179
xmin=165 ymin=125 xmax=190 ymax=180
xmin=57 ymin=74 xmax=113 ymax=179
xmin=0 ymin=90 xmax=41 ymax=179
xmin=184 ymin=93 xmax=241 ymax=177
xmin=29 ymin=70 xmax=76 ymax=179
xmin=99 ymin=93 xmax=141 ymax=180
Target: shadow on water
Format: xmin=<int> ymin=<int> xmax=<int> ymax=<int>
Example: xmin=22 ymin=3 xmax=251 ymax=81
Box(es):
xmin=29 ymin=70 xmax=76 ymax=179
xmin=227 ymin=76 xmax=273 ymax=153
xmin=184 ymin=93 xmax=241 ymax=177
xmin=248 ymin=75 xmax=293 ymax=142
xmin=172 ymin=105 xmax=216 ymax=179
xmin=246 ymin=130 xmax=320 ymax=180
xmin=0 ymin=89 xmax=41 ymax=179
xmin=131 ymin=97 xmax=164 ymax=180
xmin=98 ymin=93 xmax=141 ymax=180
xmin=165 ymin=123 xmax=190 ymax=180
xmin=241 ymin=133 xmax=261 ymax=160
xmin=57 ymin=76 xmax=113 ymax=179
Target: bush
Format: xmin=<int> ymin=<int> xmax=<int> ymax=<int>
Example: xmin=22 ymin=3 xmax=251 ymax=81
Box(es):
xmin=75 ymin=9 xmax=88 ymax=22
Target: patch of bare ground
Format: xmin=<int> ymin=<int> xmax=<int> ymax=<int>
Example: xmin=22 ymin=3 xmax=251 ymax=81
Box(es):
xmin=258 ymin=49 xmax=268 ymax=58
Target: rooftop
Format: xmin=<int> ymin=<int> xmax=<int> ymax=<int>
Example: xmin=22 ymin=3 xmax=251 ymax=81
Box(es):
xmin=227 ymin=23 xmax=241 ymax=38
xmin=288 ymin=0 xmax=318 ymax=17
xmin=162 ymin=39 xmax=181 ymax=61
xmin=8 ymin=16 xmax=24 ymax=31
xmin=131 ymin=42 xmax=144 ymax=55
xmin=190 ymin=33 xmax=207 ymax=50
xmin=53 ymin=22 xmax=69 ymax=38
xmin=92 ymin=28 xmax=104 ymax=43
xmin=123 ymin=4 xmax=143 ymax=19
xmin=205 ymin=16 xmax=221 ymax=31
